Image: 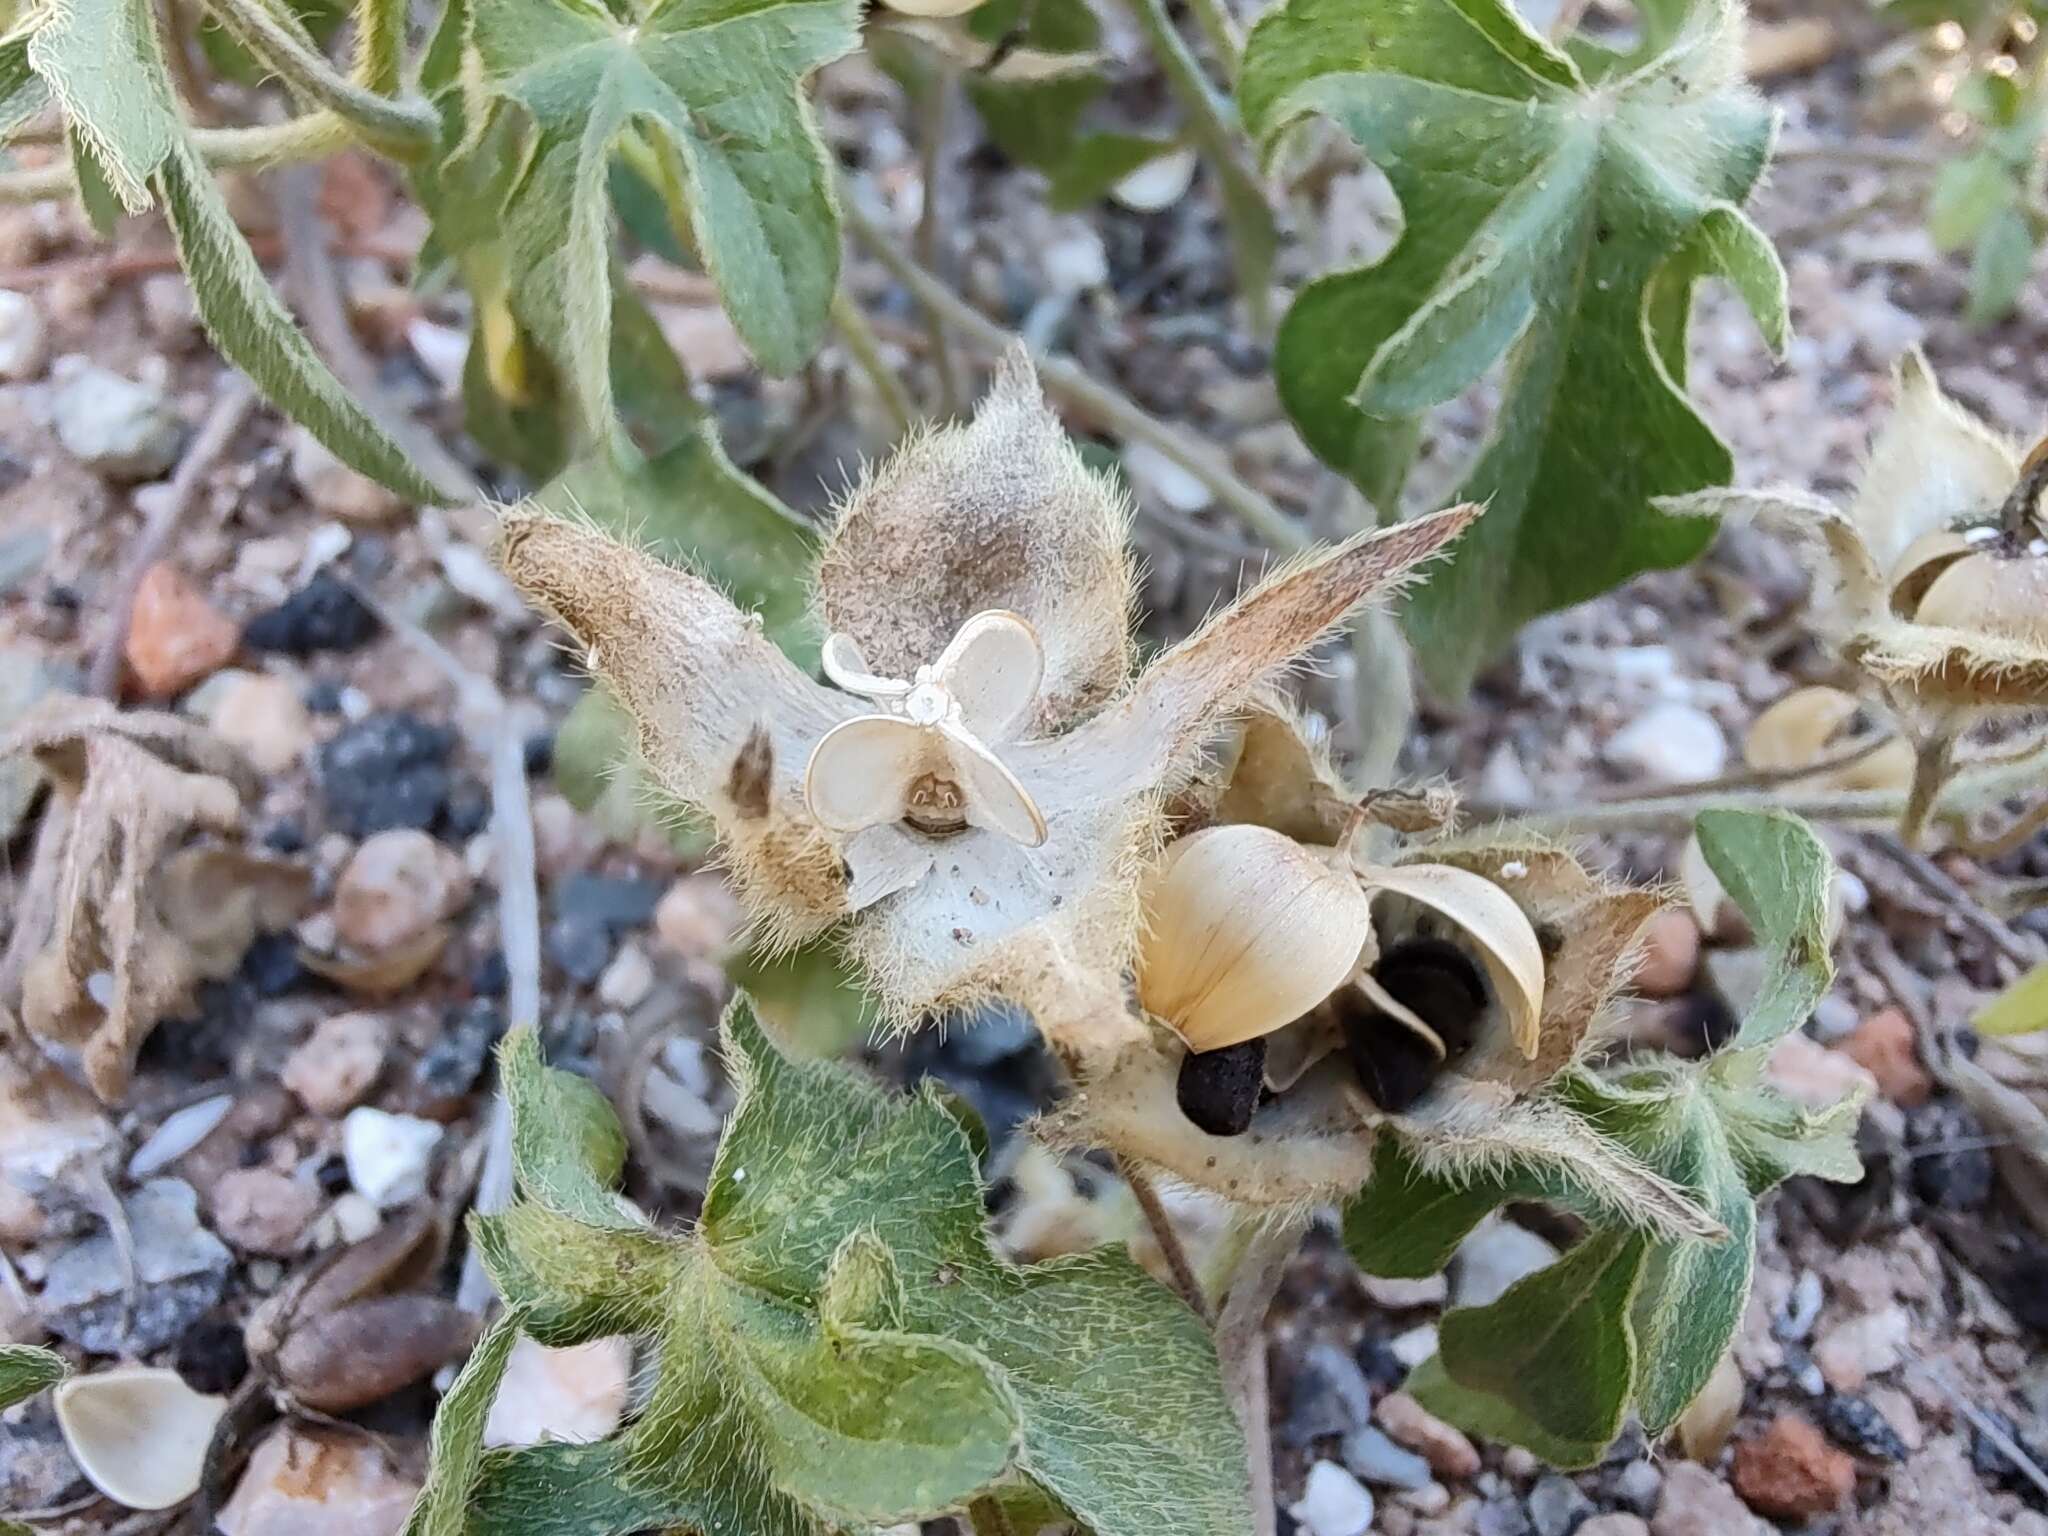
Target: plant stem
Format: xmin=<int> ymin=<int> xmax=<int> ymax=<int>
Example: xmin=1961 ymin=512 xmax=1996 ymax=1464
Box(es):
xmin=202 ymin=0 xmax=439 ymax=160
xmin=1216 ymin=1216 xmax=1303 ymax=1536
xmin=1900 ymin=732 xmax=1957 ymax=850
xmin=1121 ymin=0 xmax=1274 ymax=334
xmin=1484 ymin=739 xmax=2048 ymax=837
xmin=1184 ymin=0 xmax=1244 ymax=82
xmin=914 ymin=77 xmax=963 ymax=418
xmin=0 ymin=115 xmax=354 ymax=203
xmin=839 ymin=191 xmax=1306 ymax=551
xmin=1586 ymin=731 xmax=1902 ymax=804
xmin=352 ymin=0 xmax=407 ymax=97
xmin=830 ymin=288 xmax=918 ymax=438
xmin=1117 ymin=1155 xmax=1213 ymax=1322
xmin=966 ymin=1495 xmax=1016 ymax=1536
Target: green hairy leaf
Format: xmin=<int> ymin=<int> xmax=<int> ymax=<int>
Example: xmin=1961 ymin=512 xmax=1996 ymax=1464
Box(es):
xmin=0 ymin=1343 xmax=65 ymax=1409
xmin=23 ymin=0 xmax=439 ymax=499
xmin=449 ymin=0 xmax=860 ymax=446
xmin=1694 ymin=808 xmax=1835 ymax=1049
xmin=1419 ymin=1230 xmax=1648 ymax=1467
xmin=404 ymin=1306 xmax=529 ymax=1536
xmin=422 ymin=1006 xmax=1246 ymax=1535
xmin=1240 ymin=0 xmax=1787 ymax=694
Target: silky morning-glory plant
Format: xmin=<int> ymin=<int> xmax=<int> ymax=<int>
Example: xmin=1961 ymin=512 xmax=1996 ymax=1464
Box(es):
xmin=497 ymin=351 xmax=1479 ymax=1058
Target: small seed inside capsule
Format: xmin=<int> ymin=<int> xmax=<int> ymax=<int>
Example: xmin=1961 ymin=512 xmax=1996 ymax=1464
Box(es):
xmin=1176 ymin=1036 xmax=1268 ymax=1137
xmin=1343 ymin=937 xmax=1487 ymax=1113
xmin=904 ymin=772 xmax=968 ymax=836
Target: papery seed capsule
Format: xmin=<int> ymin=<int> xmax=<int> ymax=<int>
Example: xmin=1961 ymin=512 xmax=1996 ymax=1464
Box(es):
xmin=1343 ymin=937 xmax=1487 ymax=1113
xmin=1888 ymin=528 xmax=1977 ymax=619
xmin=1912 ymin=544 xmax=2048 ymax=642
xmin=1137 ymin=824 xmax=1375 ymax=1053
xmin=1175 ymin=1037 xmax=1268 ymax=1137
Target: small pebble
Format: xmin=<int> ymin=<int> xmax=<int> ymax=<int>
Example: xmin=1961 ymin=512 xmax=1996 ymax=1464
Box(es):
xmin=547 ymin=916 xmax=616 ymax=985
xmin=1475 ymin=1499 xmax=1532 ymax=1536
xmin=243 ymin=571 xmax=381 ymax=657
xmin=1578 ymin=1519 xmax=1649 ymax=1536
xmin=207 ymin=672 xmax=314 ymax=775
xmin=1387 ymin=1325 xmax=1438 ymax=1369
xmin=1633 ymin=910 xmax=1701 ymax=997
xmin=208 ymin=1168 xmax=320 ymax=1258
xmin=1905 ymin=1098 xmax=1995 ymax=1210
xmin=1731 ymin=1413 xmax=1854 ymax=1519
xmin=1840 ymin=1007 xmax=1932 ymax=1107
xmin=414 ymin=1001 xmax=505 ymax=1105
xmin=1611 ymin=1459 xmax=1662 ymax=1514
xmin=597 ymin=943 xmax=656 ymax=1011
xmin=288 ymin=426 xmax=407 ymax=525
xmin=1375 ymin=1391 xmax=1481 ymax=1481
xmin=1651 ymin=1462 xmax=1763 ymax=1536
xmin=282 ymin=1013 xmax=391 ymax=1117
xmin=1528 ymin=1474 xmax=1594 ymax=1536
xmin=333 ymin=829 xmax=471 ymax=953
xmin=217 ymin=1425 xmax=419 ymax=1536
xmin=1819 ymin=1391 xmax=1908 ymax=1461
xmin=124 ymin=561 xmax=239 ymax=698
xmin=52 ymin=359 xmax=183 ymax=477
xmin=342 ymin=1107 xmax=443 ymax=1209
xmin=1340 ymin=1425 xmax=1433 ymax=1491
xmin=1812 ymin=1305 xmax=1910 ymax=1392
xmin=0 ymin=289 xmax=48 ymax=379
xmin=1290 ymin=1461 xmax=1375 ymax=1536
xmin=1453 ymin=1219 xmax=1559 ymax=1309
xmin=1775 ymin=1269 xmax=1824 ymax=1342
xmin=317 ymin=712 xmax=454 ymax=837
xmin=1602 ymin=703 xmax=1727 ymax=785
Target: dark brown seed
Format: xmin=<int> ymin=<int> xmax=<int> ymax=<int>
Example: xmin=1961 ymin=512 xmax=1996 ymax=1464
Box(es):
xmin=1344 ymin=937 xmax=1486 ymax=1114
xmin=1176 ymin=1036 xmax=1268 ymax=1137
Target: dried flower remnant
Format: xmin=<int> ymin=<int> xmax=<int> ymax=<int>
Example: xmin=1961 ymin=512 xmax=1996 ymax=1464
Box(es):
xmin=1663 ymin=352 xmax=2048 ymax=712
xmin=1059 ymin=730 xmax=1707 ymax=1223
xmin=498 ymin=351 xmax=1479 ymax=1044
xmin=0 ymin=697 xmax=311 ymax=1101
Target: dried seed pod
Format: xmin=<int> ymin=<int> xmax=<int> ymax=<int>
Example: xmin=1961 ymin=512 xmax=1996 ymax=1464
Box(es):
xmin=54 ymin=1367 xmax=226 ymax=1511
xmin=272 ymin=1295 xmax=480 ymax=1413
xmin=1743 ymin=686 xmax=1912 ymax=793
xmin=1355 ymin=862 xmax=1544 ymax=1060
xmin=1136 ymin=825 xmax=1374 ymax=1053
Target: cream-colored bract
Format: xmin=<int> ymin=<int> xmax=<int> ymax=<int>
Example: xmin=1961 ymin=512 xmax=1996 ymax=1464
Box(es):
xmin=496 ymin=349 xmax=1481 ymax=1041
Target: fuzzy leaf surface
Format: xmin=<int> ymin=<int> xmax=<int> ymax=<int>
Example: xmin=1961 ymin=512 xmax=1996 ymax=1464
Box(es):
xmin=0 ymin=1344 xmax=64 ymax=1409
xmin=1240 ymin=0 xmax=1785 ymax=693
xmin=1694 ymin=808 xmax=1834 ymax=1048
xmin=703 ymin=1001 xmax=1251 ymax=1536
xmin=440 ymin=1009 xmax=1246 ymax=1534
xmin=456 ymin=0 xmax=860 ymax=440
xmin=25 ymin=0 xmax=438 ymax=498
xmin=1422 ymin=1229 xmax=1648 ymax=1464
xmin=403 ymin=1306 xmax=528 ymax=1536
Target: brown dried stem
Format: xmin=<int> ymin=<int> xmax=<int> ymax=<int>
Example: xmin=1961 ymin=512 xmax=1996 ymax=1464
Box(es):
xmin=1116 ymin=1155 xmax=1213 ymax=1322
xmin=1216 ymin=1216 xmax=1303 ymax=1536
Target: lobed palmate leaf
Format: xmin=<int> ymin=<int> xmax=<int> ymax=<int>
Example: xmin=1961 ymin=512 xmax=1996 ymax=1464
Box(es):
xmin=21 ymin=0 xmax=440 ymax=500
xmin=423 ymin=1002 xmax=1247 ymax=1535
xmin=1239 ymin=0 xmax=1788 ymax=695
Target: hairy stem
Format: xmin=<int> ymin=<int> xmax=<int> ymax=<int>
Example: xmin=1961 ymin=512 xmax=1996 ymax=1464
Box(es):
xmin=0 ymin=115 xmax=354 ymax=203
xmin=966 ymin=1495 xmax=1016 ymax=1536
xmin=1899 ymin=732 xmax=1957 ymax=850
xmin=353 ymin=0 xmax=408 ymax=97
xmin=1216 ymin=1217 xmax=1303 ymax=1536
xmin=840 ymin=191 xmax=1306 ymax=551
xmin=830 ymin=289 xmax=917 ymax=438
xmin=1117 ymin=1156 xmax=1213 ymax=1322
xmin=915 ymin=78 xmax=963 ymax=418
xmin=1185 ymin=0 xmax=1244 ymax=82
xmin=202 ymin=0 xmax=438 ymax=160
xmin=1121 ymin=0 xmax=1272 ymax=333
xmin=1485 ymin=738 xmax=2048 ymax=836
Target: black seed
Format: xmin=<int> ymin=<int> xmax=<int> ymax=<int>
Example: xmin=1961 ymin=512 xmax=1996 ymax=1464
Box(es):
xmin=1177 ymin=1037 xmax=1267 ymax=1137
xmin=1344 ymin=937 xmax=1486 ymax=1113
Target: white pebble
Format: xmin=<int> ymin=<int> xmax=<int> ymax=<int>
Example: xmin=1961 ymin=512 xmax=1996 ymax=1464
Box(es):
xmin=0 ymin=289 xmax=48 ymax=380
xmin=1602 ymin=702 xmax=1728 ymax=785
xmin=126 ymin=1094 xmax=235 ymax=1180
xmin=342 ymin=1108 xmax=444 ymax=1209
xmin=1290 ymin=1461 xmax=1375 ymax=1536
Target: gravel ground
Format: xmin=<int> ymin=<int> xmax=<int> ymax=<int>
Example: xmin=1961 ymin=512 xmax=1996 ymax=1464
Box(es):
xmin=3 ymin=0 xmax=2047 ymax=1531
